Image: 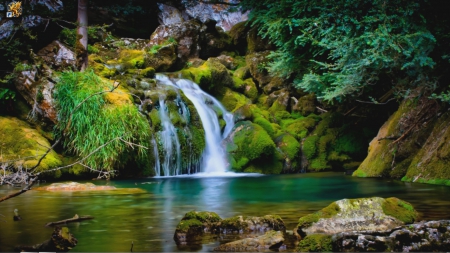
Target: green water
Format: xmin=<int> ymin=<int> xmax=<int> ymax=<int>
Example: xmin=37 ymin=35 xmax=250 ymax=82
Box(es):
xmin=1 ymin=172 xmax=449 ymax=252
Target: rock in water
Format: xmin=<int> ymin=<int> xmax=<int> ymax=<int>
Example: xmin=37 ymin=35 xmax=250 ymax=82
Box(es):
xmin=213 ymin=230 xmax=284 ymax=252
xmin=295 ymin=197 xmax=418 ymax=239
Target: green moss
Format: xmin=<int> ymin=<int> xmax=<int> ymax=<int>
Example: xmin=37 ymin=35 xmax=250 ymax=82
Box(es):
xmin=221 ymin=216 xmax=248 ymax=230
xmin=233 ymin=66 xmax=251 ymax=80
xmin=229 ymin=121 xmax=276 ymax=173
xmin=297 ymin=202 xmax=341 ymax=228
xmin=119 ymin=49 xmax=146 ymax=69
xmin=140 ymin=67 xmax=155 ymax=78
xmin=218 ymin=88 xmax=250 ymax=112
xmin=243 ymin=78 xmax=258 ymax=102
xmin=382 ymin=197 xmax=418 ymax=224
xmin=0 ymin=116 xmax=63 ymax=173
xmin=268 ymin=100 xmax=287 ymax=116
xmin=297 ymin=234 xmax=333 ymax=252
xmin=254 ymin=117 xmax=274 ymax=138
xmin=276 ymin=134 xmax=301 ymax=169
xmin=303 ymin=135 xmax=319 ymax=160
xmin=176 ymin=218 xmax=204 ymax=233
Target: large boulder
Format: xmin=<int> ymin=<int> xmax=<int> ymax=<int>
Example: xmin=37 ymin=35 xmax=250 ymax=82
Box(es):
xmin=245 ymin=51 xmax=272 ymax=88
xmin=213 ymin=230 xmax=284 ymax=252
xmin=295 ymin=197 xmax=419 ymax=239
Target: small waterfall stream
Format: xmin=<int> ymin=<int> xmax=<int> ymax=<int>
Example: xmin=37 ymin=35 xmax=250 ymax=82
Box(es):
xmin=153 ymin=74 xmax=234 ymax=176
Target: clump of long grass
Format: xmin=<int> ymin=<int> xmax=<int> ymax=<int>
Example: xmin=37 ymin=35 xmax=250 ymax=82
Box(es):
xmin=54 ymin=69 xmax=150 ymax=175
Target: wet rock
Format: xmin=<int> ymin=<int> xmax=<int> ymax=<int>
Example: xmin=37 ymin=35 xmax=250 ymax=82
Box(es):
xmin=295 ymin=197 xmax=418 ymax=239
xmin=37 ymin=40 xmax=76 ymax=70
xmin=216 ymin=55 xmax=237 ymax=70
xmin=213 ymin=230 xmax=284 ymax=252
xmin=247 ymin=26 xmax=275 ymax=53
xmin=263 ymin=77 xmax=286 ymax=95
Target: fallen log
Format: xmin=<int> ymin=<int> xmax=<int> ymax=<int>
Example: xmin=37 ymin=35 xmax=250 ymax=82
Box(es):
xmin=45 ymin=214 xmax=94 ymax=227
xmin=15 ymin=226 xmax=77 ymax=252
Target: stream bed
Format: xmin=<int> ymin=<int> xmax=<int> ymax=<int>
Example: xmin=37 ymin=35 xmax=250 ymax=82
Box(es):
xmin=1 ymin=172 xmax=449 ymax=252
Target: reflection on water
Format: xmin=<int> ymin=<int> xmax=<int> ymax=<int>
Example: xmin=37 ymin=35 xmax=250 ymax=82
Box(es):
xmin=0 ymin=172 xmax=449 ymax=252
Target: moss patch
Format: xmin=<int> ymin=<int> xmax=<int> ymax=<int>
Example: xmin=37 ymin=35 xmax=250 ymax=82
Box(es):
xmin=297 ymin=202 xmax=341 ymax=229
xmin=0 ymin=116 xmax=63 ymax=173
xmin=382 ymin=197 xmax=418 ymax=224
xmin=297 ymin=234 xmax=333 ymax=252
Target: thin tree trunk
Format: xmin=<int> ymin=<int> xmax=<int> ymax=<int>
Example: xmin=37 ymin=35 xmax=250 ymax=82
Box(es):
xmin=77 ymin=0 xmax=88 ymax=71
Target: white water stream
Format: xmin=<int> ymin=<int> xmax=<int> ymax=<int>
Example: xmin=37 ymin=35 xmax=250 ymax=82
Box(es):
xmin=154 ymin=74 xmax=234 ymax=175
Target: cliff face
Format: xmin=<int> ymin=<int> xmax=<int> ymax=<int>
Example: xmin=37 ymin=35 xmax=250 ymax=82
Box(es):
xmin=353 ymin=90 xmax=450 ymax=186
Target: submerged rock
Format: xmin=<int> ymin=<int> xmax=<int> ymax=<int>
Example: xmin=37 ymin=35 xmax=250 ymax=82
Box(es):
xmin=295 ymin=197 xmax=418 ymax=239
xmin=213 ymin=230 xmax=284 ymax=252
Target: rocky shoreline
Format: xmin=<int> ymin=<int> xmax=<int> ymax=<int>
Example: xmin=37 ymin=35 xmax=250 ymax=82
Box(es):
xmin=174 ymin=197 xmax=450 ymax=252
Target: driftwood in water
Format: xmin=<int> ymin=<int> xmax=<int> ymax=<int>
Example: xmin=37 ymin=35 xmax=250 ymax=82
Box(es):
xmin=45 ymin=214 xmax=94 ymax=226
xmin=15 ymin=226 xmax=77 ymax=252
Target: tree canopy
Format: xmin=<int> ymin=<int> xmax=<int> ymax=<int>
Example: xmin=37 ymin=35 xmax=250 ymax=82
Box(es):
xmin=240 ymin=0 xmax=449 ymax=103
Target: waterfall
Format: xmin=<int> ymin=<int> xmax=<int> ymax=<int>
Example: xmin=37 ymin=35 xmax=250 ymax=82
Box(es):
xmin=154 ymin=74 xmax=234 ymax=175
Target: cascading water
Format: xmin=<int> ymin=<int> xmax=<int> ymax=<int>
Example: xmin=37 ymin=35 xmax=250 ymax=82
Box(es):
xmin=152 ymin=74 xmax=234 ymax=176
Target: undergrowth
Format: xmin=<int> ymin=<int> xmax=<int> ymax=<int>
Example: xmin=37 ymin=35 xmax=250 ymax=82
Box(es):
xmin=53 ymin=69 xmax=151 ymax=175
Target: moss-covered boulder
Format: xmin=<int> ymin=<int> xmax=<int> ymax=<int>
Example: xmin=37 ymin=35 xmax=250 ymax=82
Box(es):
xmin=213 ymin=230 xmax=284 ymax=252
xmin=295 ymin=197 xmax=419 ymax=239
xmin=225 ymin=121 xmax=277 ymax=173
xmin=0 ymin=116 xmax=63 ymax=174
xmin=292 ymin=93 xmax=317 ymax=116
xmin=174 ymin=211 xmax=222 ymax=245
xmin=146 ymin=43 xmax=177 ymax=71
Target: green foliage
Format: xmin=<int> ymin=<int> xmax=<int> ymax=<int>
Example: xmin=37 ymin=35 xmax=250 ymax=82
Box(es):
xmin=241 ymin=0 xmax=437 ymax=102
xmin=53 ymin=69 xmax=150 ymax=175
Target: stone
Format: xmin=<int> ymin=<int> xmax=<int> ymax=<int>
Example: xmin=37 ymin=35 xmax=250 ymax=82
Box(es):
xmin=218 ymin=215 xmax=286 ymax=234
xmin=149 ymin=19 xmax=206 ymax=63
xmin=213 ymin=230 xmax=284 ymax=252
xmin=295 ymin=197 xmax=418 ymax=239
xmin=37 ymin=40 xmax=77 ymax=70
xmin=174 ymin=211 xmax=222 ymax=245
xmin=14 ymin=63 xmax=58 ymax=123
xmin=245 ymin=51 xmax=273 ymax=88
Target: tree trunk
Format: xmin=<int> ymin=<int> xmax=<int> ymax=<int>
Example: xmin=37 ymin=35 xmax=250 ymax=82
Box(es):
xmin=77 ymin=0 xmax=88 ymax=71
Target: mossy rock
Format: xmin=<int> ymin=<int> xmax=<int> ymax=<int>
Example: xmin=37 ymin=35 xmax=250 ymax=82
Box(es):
xmin=0 ymin=116 xmax=63 ymax=174
xmin=276 ymin=134 xmax=301 ymax=171
xmin=217 ymin=87 xmax=251 ymax=112
xmin=227 ymin=121 xmax=276 ymax=172
xmin=145 ymin=43 xmax=177 ymax=71
xmin=297 ymin=234 xmax=333 ymax=252
xmin=353 ymin=102 xmax=410 ymax=178
xmin=233 ymin=66 xmax=251 ymax=80
xmin=295 ymin=197 xmax=418 ymax=239
xmin=174 ymin=211 xmax=222 ymax=244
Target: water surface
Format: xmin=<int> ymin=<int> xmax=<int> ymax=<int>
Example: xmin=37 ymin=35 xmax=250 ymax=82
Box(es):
xmin=1 ymin=172 xmax=449 ymax=252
